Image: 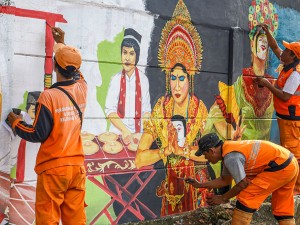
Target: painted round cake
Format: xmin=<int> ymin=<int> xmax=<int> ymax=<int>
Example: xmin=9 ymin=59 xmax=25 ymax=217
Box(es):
xmin=83 ymin=140 xmax=99 ymax=155
xmin=102 ymin=141 xmax=123 ymax=154
xmin=98 ymin=132 xmax=118 ymax=143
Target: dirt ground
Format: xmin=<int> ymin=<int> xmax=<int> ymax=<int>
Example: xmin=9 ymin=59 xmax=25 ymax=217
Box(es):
xmin=124 ymin=197 xmax=300 ymax=225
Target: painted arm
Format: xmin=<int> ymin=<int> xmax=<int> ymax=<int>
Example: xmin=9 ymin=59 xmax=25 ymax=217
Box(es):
xmin=135 ymin=133 xmax=161 ymax=169
xmin=108 ymin=112 xmax=132 ymax=143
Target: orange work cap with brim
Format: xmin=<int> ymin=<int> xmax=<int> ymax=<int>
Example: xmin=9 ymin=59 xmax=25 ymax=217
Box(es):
xmin=283 ymin=41 xmax=300 ymax=60
xmin=54 ymin=43 xmax=82 ymax=70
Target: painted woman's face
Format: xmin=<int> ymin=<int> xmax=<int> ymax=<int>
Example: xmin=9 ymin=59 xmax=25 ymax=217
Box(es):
xmin=170 ymin=66 xmax=189 ymax=106
xmin=121 ymin=46 xmax=136 ymax=75
xmin=256 ymin=34 xmax=268 ymax=60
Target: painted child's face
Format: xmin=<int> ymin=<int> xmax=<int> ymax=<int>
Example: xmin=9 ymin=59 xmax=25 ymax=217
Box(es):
xmin=171 ymin=120 xmax=185 ymax=141
xmin=121 ymin=46 xmax=136 ymax=74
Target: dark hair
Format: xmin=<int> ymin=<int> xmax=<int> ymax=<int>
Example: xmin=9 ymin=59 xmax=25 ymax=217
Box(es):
xmin=171 ymin=63 xmax=189 ymax=79
xmin=121 ymin=38 xmax=140 ymax=65
xmin=171 ymin=115 xmax=186 ymax=137
xmin=54 ymin=58 xmax=77 ymax=79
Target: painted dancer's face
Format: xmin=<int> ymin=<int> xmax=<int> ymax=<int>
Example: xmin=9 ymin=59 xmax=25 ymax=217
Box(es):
xmin=170 ymin=66 xmax=189 ymax=106
xmin=122 ymin=46 xmax=136 ymax=75
xmin=256 ymin=34 xmax=268 ymax=60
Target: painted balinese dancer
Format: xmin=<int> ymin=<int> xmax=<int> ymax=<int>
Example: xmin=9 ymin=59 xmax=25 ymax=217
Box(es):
xmin=135 ymin=0 xmax=212 ymax=216
xmin=204 ymin=0 xmax=278 ymax=141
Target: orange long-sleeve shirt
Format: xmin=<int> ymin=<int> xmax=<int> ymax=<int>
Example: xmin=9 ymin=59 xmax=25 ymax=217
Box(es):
xmin=13 ymin=75 xmax=87 ymax=174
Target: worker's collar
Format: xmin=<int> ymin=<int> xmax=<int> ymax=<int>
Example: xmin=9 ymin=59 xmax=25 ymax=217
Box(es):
xmin=283 ymin=61 xmax=298 ymax=72
xmin=50 ymin=79 xmax=75 ymax=89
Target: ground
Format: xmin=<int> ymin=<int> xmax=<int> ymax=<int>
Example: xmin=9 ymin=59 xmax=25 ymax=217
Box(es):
xmin=125 ymin=197 xmax=300 ymax=225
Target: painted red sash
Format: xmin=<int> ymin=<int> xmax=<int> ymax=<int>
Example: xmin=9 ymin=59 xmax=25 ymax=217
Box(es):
xmin=117 ymin=67 xmax=142 ymax=132
xmin=16 ymin=139 xmax=26 ymax=183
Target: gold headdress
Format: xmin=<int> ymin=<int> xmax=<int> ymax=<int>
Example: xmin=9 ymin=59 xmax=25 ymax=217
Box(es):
xmin=158 ymin=0 xmax=203 ymax=94
xmin=248 ymin=0 xmax=278 ymax=40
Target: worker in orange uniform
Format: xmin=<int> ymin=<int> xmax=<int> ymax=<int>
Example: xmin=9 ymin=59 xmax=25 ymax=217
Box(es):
xmin=186 ymin=133 xmax=298 ymax=225
xmin=7 ymin=27 xmax=87 ymax=225
xmin=256 ymin=24 xmax=300 ymax=195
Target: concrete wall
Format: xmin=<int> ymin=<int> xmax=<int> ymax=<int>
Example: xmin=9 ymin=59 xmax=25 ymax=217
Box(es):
xmin=0 ymin=0 xmax=299 ymax=224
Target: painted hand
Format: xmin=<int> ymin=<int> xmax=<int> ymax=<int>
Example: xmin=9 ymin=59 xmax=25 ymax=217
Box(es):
xmin=122 ymin=129 xmax=132 ymax=145
xmin=233 ymin=115 xmax=246 ymax=141
xmin=165 ymin=122 xmax=177 ymax=155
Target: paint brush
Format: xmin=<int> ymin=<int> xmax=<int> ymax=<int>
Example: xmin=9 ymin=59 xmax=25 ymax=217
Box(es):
xmin=46 ymin=22 xmax=60 ymax=36
xmin=46 ymin=21 xmax=53 ymax=28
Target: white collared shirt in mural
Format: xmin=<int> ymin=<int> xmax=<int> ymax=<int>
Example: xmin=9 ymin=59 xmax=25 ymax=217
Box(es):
xmin=105 ymin=69 xmax=151 ymax=133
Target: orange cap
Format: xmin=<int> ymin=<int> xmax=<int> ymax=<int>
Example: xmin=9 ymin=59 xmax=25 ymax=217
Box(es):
xmin=283 ymin=41 xmax=300 ymax=59
xmin=54 ymin=43 xmax=82 ymax=70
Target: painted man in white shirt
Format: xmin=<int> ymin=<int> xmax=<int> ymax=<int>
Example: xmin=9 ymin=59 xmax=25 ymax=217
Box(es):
xmin=105 ymin=28 xmax=151 ymax=144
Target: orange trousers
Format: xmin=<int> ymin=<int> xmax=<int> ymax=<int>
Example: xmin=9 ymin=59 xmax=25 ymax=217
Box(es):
xmin=277 ymin=118 xmax=300 ymax=194
xmin=237 ymin=157 xmax=299 ymax=217
xmin=35 ymin=165 xmax=86 ymax=225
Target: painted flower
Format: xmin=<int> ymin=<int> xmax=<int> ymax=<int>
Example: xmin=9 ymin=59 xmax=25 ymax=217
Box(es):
xmin=249 ymin=6 xmax=255 ymax=14
xmin=256 ymin=5 xmax=260 ymax=13
xmin=269 ymin=3 xmax=273 ymax=10
xmin=260 ymin=16 xmax=264 ymax=23
xmin=249 ymin=14 xmax=254 ymax=21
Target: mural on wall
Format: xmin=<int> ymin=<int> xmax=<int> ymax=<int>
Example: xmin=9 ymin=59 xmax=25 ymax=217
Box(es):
xmin=136 ymin=0 xmax=212 ymax=216
xmin=1 ymin=0 xmax=300 ymax=225
xmin=204 ymin=0 xmax=278 ymax=141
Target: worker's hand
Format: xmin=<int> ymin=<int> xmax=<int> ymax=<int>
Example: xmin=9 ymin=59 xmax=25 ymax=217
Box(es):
xmin=185 ymin=177 xmax=204 ymax=188
xmin=258 ymin=23 xmax=270 ymax=34
xmin=207 ymin=195 xmax=228 ymax=206
xmin=7 ymin=112 xmax=22 ymax=127
xmin=254 ymin=77 xmax=271 ymax=88
xmin=52 ymin=27 xmax=65 ymax=44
